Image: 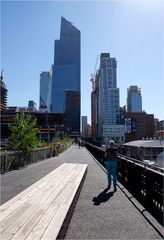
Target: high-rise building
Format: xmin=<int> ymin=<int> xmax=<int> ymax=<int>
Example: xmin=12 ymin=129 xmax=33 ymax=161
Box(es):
xmin=65 ymin=91 xmax=80 ymax=134
xmin=127 ymin=85 xmax=142 ymax=112
xmin=0 ymin=71 xmax=7 ymax=111
xmin=99 ymin=53 xmax=119 ymax=126
xmin=81 ymin=116 xmax=88 ymax=137
xmin=51 ymin=17 xmax=81 ymax=135
xmin=39 ymin=71 xmax=52 ymax=112
xmin=98 ymin=53 xmax=124 ymax=143
xmin=91 ymin=72 xmax=99 ymax=140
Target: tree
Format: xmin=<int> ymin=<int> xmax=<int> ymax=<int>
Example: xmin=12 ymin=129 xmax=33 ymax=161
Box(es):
xmin=8 ymin=113 xmax=39 ymax=152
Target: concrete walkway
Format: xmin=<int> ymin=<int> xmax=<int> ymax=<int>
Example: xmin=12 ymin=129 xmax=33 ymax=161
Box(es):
xmin=1 ymin=145 xmax=163 ymax=239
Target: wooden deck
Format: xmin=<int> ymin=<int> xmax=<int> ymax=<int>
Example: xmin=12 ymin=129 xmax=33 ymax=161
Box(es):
xmin=0 ymin=163 xmax=88 ymax=240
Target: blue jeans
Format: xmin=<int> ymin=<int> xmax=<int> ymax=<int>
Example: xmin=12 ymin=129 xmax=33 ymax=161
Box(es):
xmin=105 ymin=160 xmax=117 ymax=187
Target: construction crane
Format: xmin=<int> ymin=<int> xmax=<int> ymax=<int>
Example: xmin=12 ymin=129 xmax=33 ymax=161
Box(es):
xmin=90 ymin=55 xmax=99 ymax=91
xmin=1 ymin=70 xmax=4 ymax=81
xmin=40 ymin=96 xmax=47 ymax=109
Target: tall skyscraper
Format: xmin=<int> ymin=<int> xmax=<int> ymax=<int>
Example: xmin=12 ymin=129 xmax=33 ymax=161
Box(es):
xmin=39 ymin=70 xmax=52 ymax=112
xmin=91 ymin=72 xmax=99 ymax=139
xmin=51 ymin=17 xmax=81 ymax=135
xmin=99 ymin=53 xmax=119 ymax=125
xmin=127 ymin=85 xmax=142 ymax=112
xmin=81 ymin=116 xmax=88 ymax=137
xmin=98 ymin=53 xmax=124 ymax=143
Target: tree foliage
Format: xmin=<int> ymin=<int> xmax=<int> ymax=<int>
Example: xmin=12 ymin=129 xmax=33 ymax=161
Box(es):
xmin=8 ymin=113 xmax=39 ymax=152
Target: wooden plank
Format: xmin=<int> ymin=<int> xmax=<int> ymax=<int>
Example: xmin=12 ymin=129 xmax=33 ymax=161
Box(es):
xmin=0 ymin=164 xmax=76 ymax=239
xmin=40 ymin=164 xmax=87 ymax=240
xmin=0 ymin=163 xmax=68 ymax=220
xmin=11 ymin=164 xmax=86 ymax=240
xmin=0 ymin=165 xmax=69 ymax=229
xmin=0 ymin=163 xmax=87 ymax=240
xmin=9 ymin=165 xmax=79 ymax=240
xmin=26 ymin=164 xmax=87 ymax=240
xmin=0 ymin=171 xmax=69 ymax=235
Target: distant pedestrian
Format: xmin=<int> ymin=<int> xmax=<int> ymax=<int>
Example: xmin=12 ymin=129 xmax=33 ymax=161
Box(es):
xmin=56 ymin=143 xmax=60 ymax=155
xmin=78 ymin=139 xmax=81 ymax=148
xmin=104 ymin=140 xmax=120 ymax=192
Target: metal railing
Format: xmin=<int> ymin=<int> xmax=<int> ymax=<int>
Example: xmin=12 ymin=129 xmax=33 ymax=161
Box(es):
xmin=84 ymin=142 xmax=163 ymax=225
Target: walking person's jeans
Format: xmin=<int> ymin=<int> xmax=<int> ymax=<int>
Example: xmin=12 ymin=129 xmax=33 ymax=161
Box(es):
xmin=105 ymin=160 xmax=118 ymax=187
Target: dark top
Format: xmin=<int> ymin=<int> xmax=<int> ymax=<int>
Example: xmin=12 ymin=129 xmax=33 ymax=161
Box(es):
xmin=105 ymin=147 xmax=119 ymax=161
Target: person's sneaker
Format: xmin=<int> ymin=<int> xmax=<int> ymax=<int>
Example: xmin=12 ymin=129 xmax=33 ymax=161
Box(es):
xmin=107 ymin=185 xmax=111 ymax=189
xmin=113 ymin=186 xmax=117 ymax=192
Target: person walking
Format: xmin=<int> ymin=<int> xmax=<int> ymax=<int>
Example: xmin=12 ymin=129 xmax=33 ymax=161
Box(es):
xmin=104 ymin=140 xmax=120 ymax=192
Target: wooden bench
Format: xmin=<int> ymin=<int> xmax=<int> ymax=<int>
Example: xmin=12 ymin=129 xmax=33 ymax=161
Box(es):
xmin=0 ymin=163 xmax=88 ymax=240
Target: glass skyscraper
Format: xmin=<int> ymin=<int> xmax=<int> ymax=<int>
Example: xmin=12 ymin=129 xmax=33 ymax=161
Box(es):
xmin=39 ymin=71 xmax=52 ymax=112
xmin=51 ymin=17 xmax=81 ymax=135
xmin=81 ymin=116 xmax=88 ymax=137
xmin=127 ymin=86 xmax=142 ymax=112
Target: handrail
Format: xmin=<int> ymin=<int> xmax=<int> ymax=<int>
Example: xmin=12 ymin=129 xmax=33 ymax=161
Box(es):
xmin=118 ymin=154 xmax=164 ymax=174
xmin=84 ymin=141 xmax=164 ymax=225
xmin=82 ymin=141 xmax=164 ymax=173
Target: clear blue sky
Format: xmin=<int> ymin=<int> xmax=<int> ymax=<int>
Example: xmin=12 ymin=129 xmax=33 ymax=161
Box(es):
xmin=1 ymin=0 xmax=164 ymax=123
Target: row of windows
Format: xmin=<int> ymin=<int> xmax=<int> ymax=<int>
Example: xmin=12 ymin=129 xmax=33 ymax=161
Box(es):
xmin=103 ymin=129 xmax=124 ymax=133
xmin=103 ymin=136 xmax=124 ymax=143
xmin=103 ymin=127 xmax=124 ymax=130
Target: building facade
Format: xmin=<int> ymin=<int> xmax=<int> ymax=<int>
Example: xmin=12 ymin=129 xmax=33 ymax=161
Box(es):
xmin=1 ymin=109 xmax=66 ymax=142
xmin=124 ymin=112 xmax=154 ymax=142
xmin=51 ymin=17 xmax=81 ymax=135
xmin=120 ymin=140 xmax=164 ymax=162
xmin=91 ymin=72 xmax=99 ymax=140
xmin=98 ymin=53 xmax=124 ymax=143
xmin=127 ymin=85 xmax=142 ymax=112
xmin=103 ymin=124 xmax=125 ymax=143
xmin=39 ymin=71 xmax=52 ymax=112
xmin=65 ymin=91 xmax=80 ymax=135
xmin=81 ymin=116 xmax=88 ymax=137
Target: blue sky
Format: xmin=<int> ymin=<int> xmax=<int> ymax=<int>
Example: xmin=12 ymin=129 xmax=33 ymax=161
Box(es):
xmin=1 ymin=0 xmax=164 ymax=123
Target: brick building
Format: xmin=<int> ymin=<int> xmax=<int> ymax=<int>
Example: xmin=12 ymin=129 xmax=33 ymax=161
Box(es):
xmin=124 ymin=112 xmax=154 ymax=142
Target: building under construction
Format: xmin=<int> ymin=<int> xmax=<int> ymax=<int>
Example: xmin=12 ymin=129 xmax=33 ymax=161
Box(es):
xmin=0 ymin=71 xmax=8 ymax=111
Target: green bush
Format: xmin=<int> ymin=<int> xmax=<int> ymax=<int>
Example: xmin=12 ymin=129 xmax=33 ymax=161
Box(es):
xmin=8 ymin=113 xmax=39 ymax=153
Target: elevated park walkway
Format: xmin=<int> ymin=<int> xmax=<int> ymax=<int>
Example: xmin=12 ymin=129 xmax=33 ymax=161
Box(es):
xmin=0 ymin=144 xmax=163 ymax=239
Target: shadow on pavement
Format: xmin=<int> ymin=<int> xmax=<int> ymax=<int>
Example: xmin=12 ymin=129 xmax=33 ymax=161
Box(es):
xmin=92 ymin=187 xmax=114 ymax=206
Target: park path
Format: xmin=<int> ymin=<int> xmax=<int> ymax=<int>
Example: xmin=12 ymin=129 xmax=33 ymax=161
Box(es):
xmin=1 ymin=145 xmax=163 ymax=239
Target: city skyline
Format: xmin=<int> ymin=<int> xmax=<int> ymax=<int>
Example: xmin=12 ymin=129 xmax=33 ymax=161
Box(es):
xmin=2 ymin=0 xmax=163 ymax=123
